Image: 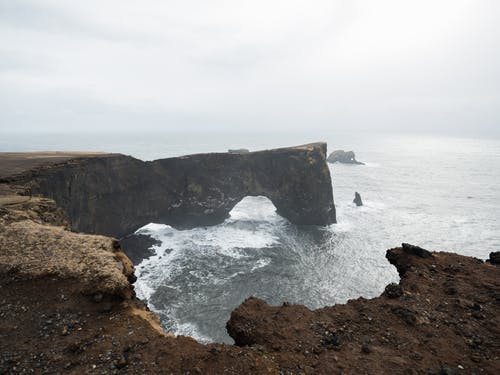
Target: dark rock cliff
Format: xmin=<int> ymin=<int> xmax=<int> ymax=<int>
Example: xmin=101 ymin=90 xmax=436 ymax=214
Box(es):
xmin=8 ymin=143 xmax=336 ymax=238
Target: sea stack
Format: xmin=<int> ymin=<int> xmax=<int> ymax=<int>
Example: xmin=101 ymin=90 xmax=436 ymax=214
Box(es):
xmin=353 ymin=192 xmax=363 ymax=206
xmin=327 ymin=150 xmax=364 ymax=165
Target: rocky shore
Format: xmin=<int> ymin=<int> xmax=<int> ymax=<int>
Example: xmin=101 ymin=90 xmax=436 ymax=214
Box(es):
xmin=0 ymin=151 xmax=499 ymax=374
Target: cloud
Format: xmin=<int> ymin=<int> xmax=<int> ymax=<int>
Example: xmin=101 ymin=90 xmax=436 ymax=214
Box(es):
xmin=0 ymin=0 xmax=499 ymax=135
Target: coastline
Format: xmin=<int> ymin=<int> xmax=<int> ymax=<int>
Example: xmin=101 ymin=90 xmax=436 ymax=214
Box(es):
xmin=0 ymin=152 xmax=498 ymax=374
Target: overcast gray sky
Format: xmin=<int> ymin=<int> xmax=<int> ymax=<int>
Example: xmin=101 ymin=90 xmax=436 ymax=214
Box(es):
xmin=0 ymin=0 xmax=499 ymax=135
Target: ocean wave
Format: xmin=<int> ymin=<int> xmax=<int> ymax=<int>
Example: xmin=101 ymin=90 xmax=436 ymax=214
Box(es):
xmin=251 ymin=257 xmax=271 ymax=272
xmin=174 ymin=322 xmax=212 ymax=343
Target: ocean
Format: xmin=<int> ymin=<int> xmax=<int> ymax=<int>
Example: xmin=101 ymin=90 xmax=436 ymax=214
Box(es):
xmin=2 ymin=131 xmax=499 ymax=343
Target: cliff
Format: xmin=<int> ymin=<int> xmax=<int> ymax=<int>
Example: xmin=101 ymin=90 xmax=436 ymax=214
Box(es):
xmin=1 ymin=150 xmax=498 ymax=374
xmin=5 ymin=143 xmax=336 ymax=238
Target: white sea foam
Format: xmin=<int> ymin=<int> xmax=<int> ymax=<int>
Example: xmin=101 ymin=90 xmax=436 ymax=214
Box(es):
xmin=134 ymin=278 xmax=156 ymax=301
xmin=330 ymin=221 xmax=353 ymax=233
xmin=348 ymin=200 xmax=386 ymax=211
xmin=140 ymin=224 xmax=279 ymax=257
xmin=174 ymin=322 xmax=212 ymax=343
xmin=228 ymin=196 xmax=286 ymax=223
xmin=133 ymin=195 xmax=285 ymax=334
xmin=251 ymin=258 xmax=271 ymax=272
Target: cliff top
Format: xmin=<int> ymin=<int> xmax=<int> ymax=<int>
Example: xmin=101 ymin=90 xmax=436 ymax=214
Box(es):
xmin=0 ymin=151 xmax=112 ymax=179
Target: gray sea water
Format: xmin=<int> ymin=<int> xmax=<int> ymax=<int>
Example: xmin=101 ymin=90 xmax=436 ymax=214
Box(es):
xmin=2 ymin=131 xmax=499 ymax=343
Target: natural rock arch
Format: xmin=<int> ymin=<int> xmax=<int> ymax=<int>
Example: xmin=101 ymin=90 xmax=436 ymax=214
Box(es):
xmin=11 ymin=143 xmax=336 ymax=238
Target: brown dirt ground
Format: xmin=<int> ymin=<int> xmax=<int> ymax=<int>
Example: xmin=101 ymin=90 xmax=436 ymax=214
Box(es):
xmin=0 ymin=152 xmax=109 ymax=179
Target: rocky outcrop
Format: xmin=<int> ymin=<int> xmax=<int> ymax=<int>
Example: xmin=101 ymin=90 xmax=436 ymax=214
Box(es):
xmin=120 ymin=234 xmax=161 ymax=265
xmin=489 ymin=251 xmax=500 ymax=264
xmin=353 ymin=191 xmax=363 ymax=206
xmin=6 ymin=143 xmax=336 ymax=238
xmin=227 ymin=244 xmax=500 ymax=374
xmin=327 ymin=150 xmax=364 ymax=165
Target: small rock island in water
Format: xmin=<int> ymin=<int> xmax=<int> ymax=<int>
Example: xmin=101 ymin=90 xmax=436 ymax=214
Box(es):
xmin=353 ymin=191 xmax=363 ymax=206
xmin=327 ymin=149 xmax=364 ymax=165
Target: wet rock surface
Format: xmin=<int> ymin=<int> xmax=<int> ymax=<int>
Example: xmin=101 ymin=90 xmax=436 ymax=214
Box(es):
xmin=120 ymin=234 xmax=161 ymax=265
xmin=5 ymin=143 xmax=336 ymax=238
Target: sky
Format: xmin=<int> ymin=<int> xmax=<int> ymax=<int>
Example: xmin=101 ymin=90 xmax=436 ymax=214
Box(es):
xmin=0 ymin=0 xmax=499 ymax=136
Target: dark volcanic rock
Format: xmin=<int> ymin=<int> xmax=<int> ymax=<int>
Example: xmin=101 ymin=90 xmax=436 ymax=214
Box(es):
xmin=120 ymin=234 xmax=161 ymax=265
xmin=401 ymin=243 xmax=433 ymax=258
xmin=488 ymin=251 xmax=500 ymax=264
xmin=353 ymin=191 xmax=363 ymax=206
xmin=9 ymin=143 xmax=336 ymax=238
xmin=327 ymin=150 xmax=364 ymax=165
xmin=384 ymin=282 xmax=403 ymax=298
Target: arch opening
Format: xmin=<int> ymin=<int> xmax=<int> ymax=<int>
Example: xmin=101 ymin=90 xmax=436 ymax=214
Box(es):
xmin=228 ymin=195 xmax=283 ymax=223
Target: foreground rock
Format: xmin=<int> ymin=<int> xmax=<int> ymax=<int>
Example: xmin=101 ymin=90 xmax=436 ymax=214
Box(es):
xmin=327 ymin=150 xmax=364 ymax=165
xmin=4 ymin=143 xmax=336 ymax=238
xmin=120 ymin=233 xmax=161 ymax=265
xmin=228 ymin=245 xmax=500 ymax=374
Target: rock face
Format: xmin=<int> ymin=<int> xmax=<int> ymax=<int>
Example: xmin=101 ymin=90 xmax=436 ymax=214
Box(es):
xmin=6 ymin=143 xmax=336 ymax=238
xmin=353 ymin=191 xmax=363 ymax=206
xmin=327 ymin=150 xmax=364 ymax=165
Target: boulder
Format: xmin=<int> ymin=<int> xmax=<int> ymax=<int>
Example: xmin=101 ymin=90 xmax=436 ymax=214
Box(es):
xmin=488 ymin=251 xmax=500 ymax=264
